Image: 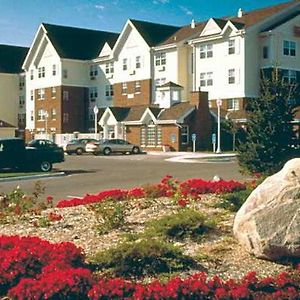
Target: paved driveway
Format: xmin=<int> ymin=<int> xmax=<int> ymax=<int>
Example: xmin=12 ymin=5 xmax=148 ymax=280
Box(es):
xmin=0 ymin=153 xmax=248 ymax=202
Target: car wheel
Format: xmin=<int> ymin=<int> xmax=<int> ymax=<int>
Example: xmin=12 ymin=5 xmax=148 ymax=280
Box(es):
xmin=39 ymin=161 xmax=52 ymax=172
xmin=103 ymin=147 xmax=111 ymax=156
xmin=76 ymin=148 xmax=84 ymax=155
xmin=131 ymin=146 xmax=140 ymax=154
xmin=66 ymin=151 xmax=72 ymax=155
xmin=93 ymin=151 xmax=100 ymax=156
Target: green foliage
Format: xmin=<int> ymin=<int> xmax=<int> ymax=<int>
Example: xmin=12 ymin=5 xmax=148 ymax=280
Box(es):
xmin=91 ymin=239 xmax=196 ymax=278
xmin=143 ymin=209 xmax=215 ymax=242
xmin=215 ymin=189 xmax=253 ymax=212
xmin=88 ymin=199 xmax=128 ymax=234
xmin=237 ymin=69 xmax=298 ymax=175
xmin=0 ymin=182 xmax=49 ymax=224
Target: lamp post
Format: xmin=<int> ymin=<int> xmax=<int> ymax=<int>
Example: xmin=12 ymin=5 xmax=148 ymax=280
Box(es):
xmin=216 ymin=99 xmax=222 ymax=154
xmin=93 ymin=105 xmax=99 ymax=139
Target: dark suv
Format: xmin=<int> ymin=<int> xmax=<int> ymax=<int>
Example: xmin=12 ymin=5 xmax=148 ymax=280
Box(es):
xmin=64 ymin=138 xmax=97 ymax=155
xmin=0 ymin=138 xmax=64 ymax=172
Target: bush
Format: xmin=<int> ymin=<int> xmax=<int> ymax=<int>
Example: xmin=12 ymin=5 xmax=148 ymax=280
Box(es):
xmin=91 ymin=239 xmax=197 ymax=278
xmin=144 ymin=209 xmax=215 ymax=242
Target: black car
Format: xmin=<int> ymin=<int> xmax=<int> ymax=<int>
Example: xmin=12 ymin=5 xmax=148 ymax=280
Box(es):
xmin=0 ymin=138 xmax=64 ymax=172
xmin=64 ymin=138 xmax=98 ymax=155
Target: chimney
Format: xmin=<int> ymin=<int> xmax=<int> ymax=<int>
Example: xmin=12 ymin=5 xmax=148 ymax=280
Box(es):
xmin=191 ymin=19 xmax=196 ymax=29
xmin=237 ymin=8 xmax=244 ymax=18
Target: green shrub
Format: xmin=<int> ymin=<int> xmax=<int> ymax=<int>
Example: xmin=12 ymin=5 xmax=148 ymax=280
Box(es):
xmin=215 ymin=188 xmax=253 ymax=212
xmin=88 ymin=199 xmax=128 ymax=234
xmin=91 ymin=239 xmax=196 ymax=278
xmin=143 ymin=209 xmax=214 ymax=242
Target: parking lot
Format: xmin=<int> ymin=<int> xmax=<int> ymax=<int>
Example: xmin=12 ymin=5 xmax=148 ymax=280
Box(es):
xmin=0 ymin=153 xmax=248 ymax=202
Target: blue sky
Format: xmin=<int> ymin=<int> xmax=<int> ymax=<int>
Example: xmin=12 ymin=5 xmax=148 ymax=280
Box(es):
xmin=0 ymin=0 xmax=289 ymax=47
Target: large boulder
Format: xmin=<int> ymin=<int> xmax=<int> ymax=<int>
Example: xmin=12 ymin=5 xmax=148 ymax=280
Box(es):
xmin=233 ymin=158 xmax=300 ymax=260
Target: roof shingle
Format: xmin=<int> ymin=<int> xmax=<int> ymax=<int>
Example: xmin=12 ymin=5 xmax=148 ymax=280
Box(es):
xmin=0 ymin=45 xmax=29 ymax=74
xmin=158 ymin=102 xmax=195 ymax=121
xmin=43 ymin=23 xmax=119 ymax=60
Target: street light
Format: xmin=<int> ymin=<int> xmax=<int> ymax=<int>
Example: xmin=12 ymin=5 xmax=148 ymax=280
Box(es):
xmin=216 ymin=99 xmax=222 ymax=154
xmin=93 ymin=105 xmax=99 ymax=139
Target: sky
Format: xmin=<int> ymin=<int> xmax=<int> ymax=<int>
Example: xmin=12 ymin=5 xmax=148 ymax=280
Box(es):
xmin=0 ymin=0 xmax=290 ymax=47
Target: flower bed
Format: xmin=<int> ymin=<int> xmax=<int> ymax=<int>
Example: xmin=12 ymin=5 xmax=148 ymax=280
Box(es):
xmin=1 ymin=235 xmax=300 ymax=299
xmin=57 ymin=176 xmax=246 ymax=208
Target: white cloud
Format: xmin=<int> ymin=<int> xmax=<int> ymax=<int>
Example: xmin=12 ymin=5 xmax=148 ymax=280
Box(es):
xmin=153 ymin=0 xmax=169 ymax=4
xmin=95 ymin=4 xmax=105 ymax=10
xmin=179 ymin=5 xmax=193 ymax=16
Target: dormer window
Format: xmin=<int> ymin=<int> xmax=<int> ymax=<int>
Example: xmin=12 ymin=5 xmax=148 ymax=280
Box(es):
xmin=228 ymin=40 xmax=235 ymax=55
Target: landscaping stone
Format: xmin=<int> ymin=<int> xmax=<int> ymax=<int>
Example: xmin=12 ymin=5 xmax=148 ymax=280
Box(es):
xmin=233 ymin=158 xmax=300 ymax=260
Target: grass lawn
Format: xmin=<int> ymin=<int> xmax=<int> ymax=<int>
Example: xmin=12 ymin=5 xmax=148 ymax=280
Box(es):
xmin=0 ymin=171 xmax=45 ymax=178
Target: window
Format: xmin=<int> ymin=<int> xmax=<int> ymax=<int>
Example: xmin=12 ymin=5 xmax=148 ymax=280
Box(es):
xmin=37 ymin=109 xmax=46 ymax=121
xmin=18 ymin=113 xmax=26 ymax=124
xmin=63 ymin=113 xmax=69 ymax=123
xmin=51 ymin=108 xmax=57 ymax=120
xmin=63 ymin=91 xmax=69 ymax=101
xmin=19 ymin=96 xmax=25 ymax=107
xmin=30 ymin=70 xmax=34 ymax=80
xmin=155 ymin=52 xmax=166 ymax=66
xmin=227 ymin=99 xmax=239 ymax=110
xmin=30 ymin=90 xmax=34 ymax=101
xmin=105 ymin=85 xmax=114 ymax=99
xmin=19 ymin=76 xmax=25 ymax=90
xmin=136 ymin=56 xmax=141 ymax=69
xmin=90 ymin=65 xmax=98 ymax=78
xmin=37 ymin=88 xmax=45 ymax=100
xmin=283 ymin=69 xmax=297 ymax=84
xmin=52 ymin=64 xmax=57 ymax=76
xmin=121 ymin=82 xmax=128 ymax=94
xmin=105 ymin=62 xmax=114 ymax=74
xmin=263 ymin=46 xmax=269 ymax=59
xmin=200 ymin=72 xmax=213 ymax=87
xmin=30 ymin=110 xmax=34 ymax=121
xmin=155 ymin=78 xmax=166 ymax=87
xmin=141 ymin=125 xmax=162 ymax=146
xmin=181 ymin=126 xmax=189 ymax=144
xmin=228 ymin=40 xmax=235 ymax=55
xmin=283 ymin=40 xmax=296 ymax=56
xmin=123 ymin=58 xmax=128 ymax=71
xmin=228 ymin=69 xmax=235 ymax=84
xmin=89 ymin=87 xmax=98 ymax=100
xmin=38 ymin=67 xmax=45 ymax=78
xmin=51 ymin=87 xmax=56 ymax=98
xmin=63 ymin=69 xmax=68 ymax=79
xmin=135 ymin=81 xmax=141 ymax=93
xmin=200 ymin=44 xmax=213 ymax=59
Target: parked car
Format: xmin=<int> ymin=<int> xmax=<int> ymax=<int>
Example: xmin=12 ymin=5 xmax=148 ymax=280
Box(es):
xmin=0 ymin=138 xmax=64 ymax=172
xmin=85 ymin=139 xmax=141 ymax=155
xmin=64 ymin=138 xmax=98 ymax=155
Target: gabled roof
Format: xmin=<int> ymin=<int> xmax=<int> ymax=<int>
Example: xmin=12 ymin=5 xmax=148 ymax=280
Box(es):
xmin=0 ymin=45 xmax=29 ymax=74
xmin=228 ymin=0 xmax=299 ymax=28
xmin=42 ymin=23 xmax=119 ymax=60
xmin=109 ymin=107 xmax=131 ymax=122
xmin=158 ymin=81 xmax=183 ymax=89
xmin=158 ymin=102 xmax=195 ymax=121
xmin=262 ymin=10 xmax=300 ymax=31
xmin=130 ymin=19 xmax=180 ymax=47
xmin=0 ymin=119 xmax=16 ymax=128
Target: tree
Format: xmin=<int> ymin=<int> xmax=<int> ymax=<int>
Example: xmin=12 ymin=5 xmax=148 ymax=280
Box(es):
xmin=237 ymin=69 xmax=298 ymax=175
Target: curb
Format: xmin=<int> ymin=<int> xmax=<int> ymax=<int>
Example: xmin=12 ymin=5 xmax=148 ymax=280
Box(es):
xmin=0 ymin=172 xmax=66 ymax=183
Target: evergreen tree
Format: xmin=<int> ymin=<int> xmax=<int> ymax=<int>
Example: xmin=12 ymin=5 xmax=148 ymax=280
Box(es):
xmin=237 ymin=69 xmax=298 ymax=174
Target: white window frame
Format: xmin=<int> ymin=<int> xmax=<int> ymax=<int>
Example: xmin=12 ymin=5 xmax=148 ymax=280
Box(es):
xmin=135 ymin=81 xmax=141 ymax=93
xmin=37 ymin=109 xmax=46 ymax=121
xmin=105 ymin=85 xmax=113 ymax=99
xmin=228 ymin=69 xmax=235 ymax=84
xmin=200 ymin=44 xmax=213 ymax=59
xmin=136 ymin=56 xmax=141 ymax=69
xmin=38 ymin=67 xmax=45 ymax=78
xmin=90 ymin=87 xmax=98 ymax=100
xmin=30 ymin=69 xmax=34 ymax=80
xmin=227 ymin=99 xmax=239 ymax=111
xmin=283 ymin=69 xmax=297 ymax=84
xmin=90 ymin=65 xmax=98 ymax=77
xmin=155 ymin=78 xmax=166 ymax=87
xmin=283 ymin=40 xmax=296 ymax=57
xmin=51 ymin=108 xmax=57 ymax=120
xmin=155 ymin=52 xmax=166 ymax=66
xmin=181 ymin=125 xmax=189 ymax=145
xmin=200 ymin=72 xmax=213 ymax=87
xmin=121 ymin=82 xmax=128 ymax=94
xmin=228 ymin=40 xmax=235 ymax=55
xmin=123 ymin=58 xmax=128 ymax=71
xmin=51 ymin=87 xmax=56 ymax=98
xmin=37 ymin=88 xmax=45 ymax=100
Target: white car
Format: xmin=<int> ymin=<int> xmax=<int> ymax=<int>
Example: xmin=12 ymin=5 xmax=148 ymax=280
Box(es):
xmin=86 ymin=139 xmax=141 ymax=155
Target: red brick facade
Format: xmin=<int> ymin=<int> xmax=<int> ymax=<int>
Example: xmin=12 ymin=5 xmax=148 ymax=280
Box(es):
xmin=113 ymin=79 xmax=152 ymax=107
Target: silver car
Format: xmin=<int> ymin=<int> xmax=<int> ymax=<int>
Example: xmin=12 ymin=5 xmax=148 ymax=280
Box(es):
xmin=86 ymin=139 xmax=140 ymax=155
